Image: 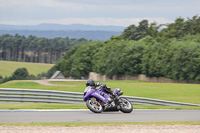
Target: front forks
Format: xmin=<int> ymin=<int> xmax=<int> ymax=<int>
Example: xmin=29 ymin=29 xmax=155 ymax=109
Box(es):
xmin=91 ymin=97 xmax=97 ymax=104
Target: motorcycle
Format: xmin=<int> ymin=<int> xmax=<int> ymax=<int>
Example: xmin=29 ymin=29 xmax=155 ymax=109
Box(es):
xmin=83 ymin=84 xmax=133 ymax=113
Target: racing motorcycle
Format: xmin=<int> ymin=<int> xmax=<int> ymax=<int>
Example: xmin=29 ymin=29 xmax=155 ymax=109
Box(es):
xmin=83 ymin=84 xmax=133 ymax=113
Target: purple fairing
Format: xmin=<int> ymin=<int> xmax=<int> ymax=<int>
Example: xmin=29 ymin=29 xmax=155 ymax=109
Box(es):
xmin=83 ymin=86 xmax=121 ymax=103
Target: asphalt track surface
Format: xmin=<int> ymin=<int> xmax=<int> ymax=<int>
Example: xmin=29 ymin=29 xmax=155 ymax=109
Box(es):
xmin=0 ymin=109 xmax=200 ymax=123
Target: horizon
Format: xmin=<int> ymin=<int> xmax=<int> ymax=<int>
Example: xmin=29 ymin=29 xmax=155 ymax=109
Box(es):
xmin=0 ymin=23 xmax=126 ymax=27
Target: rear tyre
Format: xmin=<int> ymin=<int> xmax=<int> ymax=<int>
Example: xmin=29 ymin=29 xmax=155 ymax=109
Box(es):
xmin=119 ymin=97 xmax=133 ymax=113
xmin=86 ymin=98 xmax=103 ymax=113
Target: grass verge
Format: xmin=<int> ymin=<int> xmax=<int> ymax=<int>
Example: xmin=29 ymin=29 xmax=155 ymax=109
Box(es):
xmin=1 ymin=80 xmax=200 ymax=105
xmin=0 ymin=103 xmax=87 ymax=109
xmin=0 ymin=103 xmax=200 ymax=110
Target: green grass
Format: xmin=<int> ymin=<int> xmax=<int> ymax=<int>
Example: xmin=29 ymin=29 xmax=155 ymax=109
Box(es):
xmin=0 ymin=80 xmax=83 ymax=92
xmin=0 ymin=121 xmax=200 ymax=126
xmin=0 ymin=80 xmax=200 ymax=109
xmin=0 ymin=103 xmax=200 ymax=110
xmin=0 ymin=103 xmax=87 ymax=109
xmin=50 ymin=80 xmax=200 ymax=104
xmin=0 ymin=61 xmax=54 ymax=77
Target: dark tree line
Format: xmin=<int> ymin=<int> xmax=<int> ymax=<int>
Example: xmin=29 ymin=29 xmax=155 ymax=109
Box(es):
xmin=0 ymin=34 xmax=90 ymax=63
xmin=56 ymin=15 xmax=200 ymax=82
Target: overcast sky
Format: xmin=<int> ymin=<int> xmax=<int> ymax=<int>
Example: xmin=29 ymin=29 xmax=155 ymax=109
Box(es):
xmin=0 ymin=0 xmax=199 ymax=27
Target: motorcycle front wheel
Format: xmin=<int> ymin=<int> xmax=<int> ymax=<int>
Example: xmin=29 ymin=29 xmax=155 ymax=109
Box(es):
xmin=86 ymin=98 xmax=103 ymax=113
xmin=119 ymin=97 xmax=133 ymax=113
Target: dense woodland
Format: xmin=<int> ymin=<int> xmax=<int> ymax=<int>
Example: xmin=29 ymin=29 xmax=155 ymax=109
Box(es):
xmin=0 ymin=35 xmax=90 ymax=63
xmin=56 ymin=15 xmax=200 ymax=81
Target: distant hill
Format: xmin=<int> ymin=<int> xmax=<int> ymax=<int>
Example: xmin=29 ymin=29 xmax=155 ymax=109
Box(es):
xmin=0 ymin=30 xmax=122 ymax=41
xmin=0 ymin=24 xmax=125 ymax=40
xmin=0 ymin=23 xmax=125 ymax=31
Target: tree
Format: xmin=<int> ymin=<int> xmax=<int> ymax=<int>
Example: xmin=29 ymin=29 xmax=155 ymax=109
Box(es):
xmin=121 ymin=24 xmax=139 ymax=40
xmin=0 ymin=34 xmax=90 ymax=63
xmin=12 ymin=68 xmax=29 ymax=80
xmin=121 ymin=20 xmax=160 ymax=41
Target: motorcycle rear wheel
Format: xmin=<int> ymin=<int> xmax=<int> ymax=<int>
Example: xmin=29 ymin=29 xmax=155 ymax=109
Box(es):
xmin=86 ymin=98 xmax=103 ymax=113
xmin=119 ymin=97 xmax=133 ymax=113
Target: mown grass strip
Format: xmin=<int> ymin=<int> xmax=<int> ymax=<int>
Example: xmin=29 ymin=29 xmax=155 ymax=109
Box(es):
xmin=0 ymin=103 xmax=200 ymax=110
xmin=0 ymin=103 xmax=87 ymax=109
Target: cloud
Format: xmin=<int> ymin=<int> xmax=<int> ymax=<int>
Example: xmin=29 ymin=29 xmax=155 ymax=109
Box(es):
xmin=0 ymin=0 xmax=199 ymax=26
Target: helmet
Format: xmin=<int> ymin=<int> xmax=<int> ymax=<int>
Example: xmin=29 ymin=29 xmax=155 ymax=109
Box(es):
xmin=86 ymin=79 xmax=95 ymax=86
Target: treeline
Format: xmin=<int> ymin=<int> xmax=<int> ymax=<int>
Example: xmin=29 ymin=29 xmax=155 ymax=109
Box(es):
xmin=0 ymin=34 xmax=90 ymax=63
xmin=56 ymin=15 xmax=200 ymax=82
xmin=120 ymin=15 xmax=200 ymax=41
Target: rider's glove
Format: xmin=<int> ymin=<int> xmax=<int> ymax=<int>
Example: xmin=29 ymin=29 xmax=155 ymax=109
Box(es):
xmin=96 ymin=82 xmax=101 ymax=86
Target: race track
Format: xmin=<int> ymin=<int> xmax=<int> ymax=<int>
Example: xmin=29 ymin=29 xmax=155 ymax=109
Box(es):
xmin=0 ymin=109 xmax=200 ymax=123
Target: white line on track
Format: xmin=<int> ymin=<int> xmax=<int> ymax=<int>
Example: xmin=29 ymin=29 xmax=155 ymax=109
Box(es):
xmin=0 ymin=109 xmax=89 ymax=112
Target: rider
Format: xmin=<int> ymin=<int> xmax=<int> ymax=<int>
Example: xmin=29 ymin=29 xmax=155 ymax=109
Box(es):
xmin=85 ymin=79 xmax=119 ymax=100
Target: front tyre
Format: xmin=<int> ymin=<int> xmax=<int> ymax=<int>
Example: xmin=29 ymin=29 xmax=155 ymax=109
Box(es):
xmin=86 ymin=98 xmax=103 ymax=113
xmin=119 ymin=97 xmax=133 ymax=113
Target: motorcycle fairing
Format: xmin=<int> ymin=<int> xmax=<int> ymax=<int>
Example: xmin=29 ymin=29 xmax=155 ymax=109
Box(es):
xmin=83 ymin=86 xmax=110 ymax=103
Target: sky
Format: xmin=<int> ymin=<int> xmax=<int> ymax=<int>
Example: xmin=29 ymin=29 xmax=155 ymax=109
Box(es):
xmin=0 ymin=0 xmax=199 ymax=27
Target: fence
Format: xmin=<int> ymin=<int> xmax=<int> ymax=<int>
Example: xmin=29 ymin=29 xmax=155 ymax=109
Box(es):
xmin=0 ymin=88 xmax=199 ymax=106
